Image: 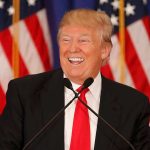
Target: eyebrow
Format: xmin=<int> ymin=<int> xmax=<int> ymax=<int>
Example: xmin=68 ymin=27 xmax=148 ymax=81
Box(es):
xmin=61 ymin=33 xmax=90 ymax=36
xmin=79 ymin=35 xmax=91 ymax=38
xmin=80 ymin=34 xmax=90 ymax=36
xmin=60 ymin=34 xmax=70 ymax=37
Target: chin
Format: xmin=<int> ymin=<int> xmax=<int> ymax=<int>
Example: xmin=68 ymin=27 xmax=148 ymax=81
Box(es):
xmin=67 ymin=73 xmax=85 ymax=84
xmin=69 ymin=70 xmax=83 ymax=77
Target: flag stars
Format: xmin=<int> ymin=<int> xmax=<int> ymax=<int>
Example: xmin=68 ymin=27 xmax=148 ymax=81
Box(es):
xmin=27 ymin=0 xmax=36 ymax=6
xmin=0 ymin=0 xmax=4 ymax=9
xmin=111 ymin=14 xmax=118 ymax=26
xmin=125 ymin=3 xmax=136 ymax=16
xmin=143 ymin=0 xmax=147 ymax=5
xmin=99 ymin=0 xmax=108 ymax=5
xmin=111 ymin=0 xmax=119 ymax=10
xmin=7 ymin=6 xmax=15 ymax=16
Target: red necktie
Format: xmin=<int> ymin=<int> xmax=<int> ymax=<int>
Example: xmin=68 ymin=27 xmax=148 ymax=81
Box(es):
xmin=70 ymin=88 xmax=90 ymax=150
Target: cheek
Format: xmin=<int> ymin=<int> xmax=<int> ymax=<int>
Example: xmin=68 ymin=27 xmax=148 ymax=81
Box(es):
xmin=88 ymin=51 xmax=102 ymax=68
xmin=59 ymin=42 xmax=68 ymax=53
xmin=88 ymin=48 xmax=101 ymax=61
xmin=59 ymin=49 xmax=67 ymax=66
xmin=59 ymin=47 xmax=67 ymax=58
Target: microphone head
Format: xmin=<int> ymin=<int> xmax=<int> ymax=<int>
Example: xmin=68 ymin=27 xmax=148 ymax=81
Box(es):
xmin=64 ymin=77 xmax=94 ymax=93
xmin=63 ymin=78 xmax=73 ymax=90
xmin=82 ymin=77 xmax=94 ymax=90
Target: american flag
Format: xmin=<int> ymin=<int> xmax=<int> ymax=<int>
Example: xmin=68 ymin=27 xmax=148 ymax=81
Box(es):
xmin=0 ymin=0 xmax=53 ymax=113
xmin=0 ymin=0 xmax=150 ymax=114
xmin=99 ymin=0 xmax=150 ymax=101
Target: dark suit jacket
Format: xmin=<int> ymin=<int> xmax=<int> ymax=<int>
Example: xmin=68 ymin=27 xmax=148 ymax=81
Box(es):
xmin=0 ymin=69 xmax=149 ymax=150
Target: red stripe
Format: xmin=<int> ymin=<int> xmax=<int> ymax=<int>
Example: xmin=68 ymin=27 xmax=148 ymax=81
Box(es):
xmin=101 ymin=64 xmax=114 ymax=80
xmin=24 ymin=14 xmax=52 ymax=71
xmin=0 ymin=29 xmax=29 ymax=77
xmin=0 ymin=85 xmax=6 ymax=114
xmin=125 ymin=30 xmax=150 ymax=98
xmin=142 ymin=16 xmax=150 ymax=39
xmin=19 ymin=56 xmax=29 ymax=77
xmin=0 ymin=29 xmax=13 ymax=66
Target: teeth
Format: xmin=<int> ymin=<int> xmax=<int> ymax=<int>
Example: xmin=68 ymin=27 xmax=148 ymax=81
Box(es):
xmin=68 ymin=57 xmax=84 ymax=62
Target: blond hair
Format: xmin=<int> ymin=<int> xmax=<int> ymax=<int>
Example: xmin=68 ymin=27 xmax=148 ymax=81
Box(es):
xmin=57 ymin=9 xmax=113 ymax=46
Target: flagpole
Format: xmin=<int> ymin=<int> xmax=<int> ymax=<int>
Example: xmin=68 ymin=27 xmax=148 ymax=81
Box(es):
xmin=119 ymin=0 xmax=126 ymax=83
xmin=12 ymin=0 xmax=20 ymax=78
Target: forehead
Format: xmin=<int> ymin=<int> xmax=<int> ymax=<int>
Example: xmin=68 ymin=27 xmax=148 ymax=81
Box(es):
xmin=60 ymin=25 xmax=98 ymax=37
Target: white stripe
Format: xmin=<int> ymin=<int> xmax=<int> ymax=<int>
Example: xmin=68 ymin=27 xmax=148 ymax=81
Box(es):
xmin=37 ymin=9 xmax=53 ymax=66
xmin=110 ymin=35 xmax=135 ymax=88
xmin=9 ymin=21 xmax=45 ymax=74
xmin=0 ymin=44 xmax=13 ymax=92
xmin=128 ymin=20 xmax=150 ymax=83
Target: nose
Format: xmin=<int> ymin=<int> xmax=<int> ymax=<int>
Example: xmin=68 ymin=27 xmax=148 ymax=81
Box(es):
xmin=69 ymin=40 xmax=80 ymax=53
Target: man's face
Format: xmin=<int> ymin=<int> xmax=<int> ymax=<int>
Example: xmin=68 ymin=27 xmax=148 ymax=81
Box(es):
xmin=58 ymin=25 xmax=110 ymax=84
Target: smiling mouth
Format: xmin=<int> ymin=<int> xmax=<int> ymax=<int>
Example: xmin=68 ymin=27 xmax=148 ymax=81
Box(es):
xmin=68 ymin=57 xmax=84 ymax=65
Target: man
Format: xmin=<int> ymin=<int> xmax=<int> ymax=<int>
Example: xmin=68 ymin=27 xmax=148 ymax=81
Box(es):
xmin=0 ymin=9 xmax=149 ymax=150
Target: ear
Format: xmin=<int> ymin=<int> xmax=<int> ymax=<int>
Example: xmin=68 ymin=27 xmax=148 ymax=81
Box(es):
xmin=101 ymin=44 xmax=111 ymax=59
xmin=101 ymin=44 xmax=112 ymax=66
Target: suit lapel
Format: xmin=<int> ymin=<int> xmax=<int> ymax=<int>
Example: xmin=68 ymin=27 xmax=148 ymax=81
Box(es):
xmin=94 ymin=76 xmax=121 ymax=150
xmin=39 ymin=69 xmax=65 ymax=149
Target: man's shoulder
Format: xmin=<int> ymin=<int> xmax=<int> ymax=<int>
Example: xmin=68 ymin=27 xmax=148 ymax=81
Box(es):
xmin=8 ymin=69 xmax=62 ymax=92
xmin=102 ymin=75 xmax=149 ymax=105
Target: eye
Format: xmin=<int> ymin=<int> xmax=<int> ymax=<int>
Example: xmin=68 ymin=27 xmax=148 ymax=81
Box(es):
xmin=64 ymin=38 xmax=70 ymax=42
xmin=62 ymin=37 xmax=71 ymax=43
xmin=79 ymin=35 xmax=91 ymax=44
xmin=61 ymin=36 xmax=71 ymax=43
xmin=79 ymin=38 xmax=90 ymax=44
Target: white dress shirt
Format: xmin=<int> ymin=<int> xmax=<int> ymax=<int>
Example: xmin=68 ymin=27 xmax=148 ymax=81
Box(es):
xmin=64 ymin=73 xmax=102 ymax=150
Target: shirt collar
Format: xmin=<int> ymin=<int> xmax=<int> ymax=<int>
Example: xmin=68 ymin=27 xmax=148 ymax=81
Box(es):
xmin=89 ymin=72 xmax=101 ymax=100
xmin=64 ymin=73 xmax=101 ymax=100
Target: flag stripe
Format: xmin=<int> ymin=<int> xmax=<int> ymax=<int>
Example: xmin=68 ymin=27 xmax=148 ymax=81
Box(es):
xmin=143 ymin=16 xmax=150 ymax=39
xmin=0 ymin=85 xmax=6 ymax=114
xmin=101 ymin=64 xmax=114 ymax=80
xmin=128 ymin=20 xmax=150 ymax=82
xmin=0 ymin=29 xmax=13 ymax=66
xmin=37 ymin=9 xmax=53 ymax=68
xmin=18 ymin=55 xmax=29 ymax=77
xmin=109 ymin=35 xmax=122 ymax=81
xmin=0 ymin=44 xmax=13 ymax=92
xmin=125 ymin=30 xmax=150 ymax=98
xmin=24 ymin=12 xmax=51 ymax=71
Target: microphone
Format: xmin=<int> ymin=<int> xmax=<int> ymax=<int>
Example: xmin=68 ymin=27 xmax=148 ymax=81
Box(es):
xmin=81 ymin=77 xmax=94 ymax=92
xmin=64 ymin=77 xmax=94 ymax=93
xmin=22 ymin=77 xmax=93 ymax=150
xmin=66 ymin=78 xmax=136 ymax=150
